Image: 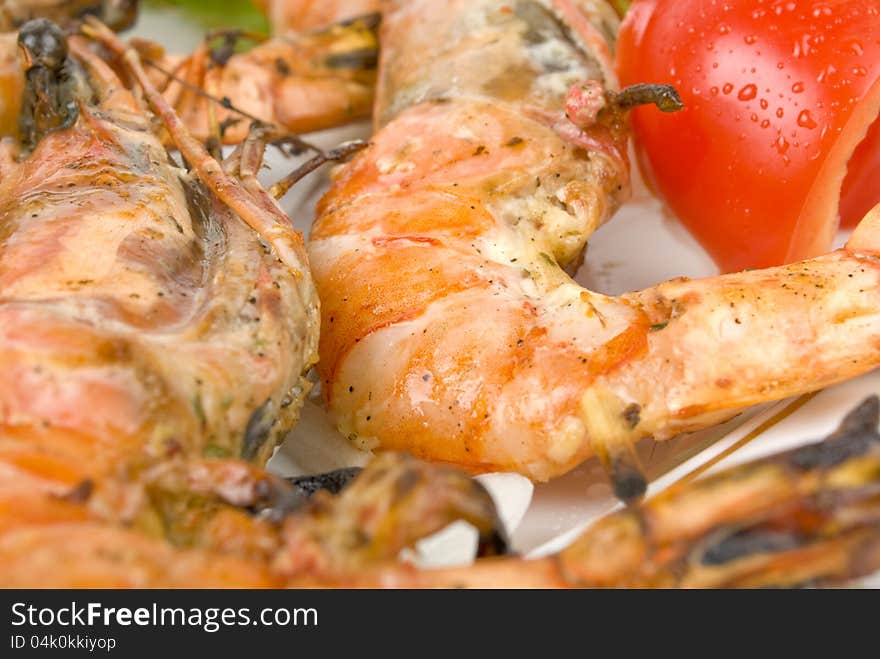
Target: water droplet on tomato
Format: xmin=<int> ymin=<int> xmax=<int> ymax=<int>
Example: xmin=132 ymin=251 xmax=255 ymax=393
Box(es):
xmin=738 ymin=84 xmax=757 ymax=101
xmin=710 ymin=86 xmax=719 ymax=96
xmin=797 ymin=110 xmax=817 ymax=129
xmin=744 ymin=34 xmax=757 ymax=45
xmin=760 ymin=119 xmax=770 ymax=128
xmin=718 ymin=24 xmax=731 ymax=34
xmin=750 ymin=113 xmax=758 ymax=122
xmin=853 ymin=66 xmax=868 ymax=77
xmin=722 ymin=83 xmax=734 ymax=94
xmin=774 ymin=134 xmax=790 ymax=154
xmin=776 ymin=108 xmax=784 ymax=118
xmin=791 ymin=81 xmax=804 ymax=93
xmin=759 ymin=98 xmax=768 ymax=110
xmin=817 ymin=64 xmax=837 ymax=83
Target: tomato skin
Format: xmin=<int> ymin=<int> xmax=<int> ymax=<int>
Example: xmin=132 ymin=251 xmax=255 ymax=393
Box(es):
xmin=617 ymin=0 xmax=880 ymax=272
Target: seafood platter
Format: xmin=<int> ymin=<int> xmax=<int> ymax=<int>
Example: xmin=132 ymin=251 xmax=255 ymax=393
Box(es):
xmin=0 ymin=0 xmax=879 ymax=587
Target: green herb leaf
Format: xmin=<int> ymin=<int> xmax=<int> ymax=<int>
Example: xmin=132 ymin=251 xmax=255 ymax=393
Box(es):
xmin=203 ymin=444 xmax=230 ymax=458
xmin=145 ymin=0 xmax=268 ymax=32
xmin=609 ymin=1 xmax=632 ymax=18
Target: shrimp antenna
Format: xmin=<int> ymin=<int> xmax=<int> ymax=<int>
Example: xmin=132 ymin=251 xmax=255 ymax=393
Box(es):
xmin=269 ymin=140 xmax=368 ymax=199
xmin=141 ymin=56 xmax=322 ymax=155
xmin=611 ymin=83 xmax=684 ymax=113
xmin=581 ymin=389 xmax=649 ymax=504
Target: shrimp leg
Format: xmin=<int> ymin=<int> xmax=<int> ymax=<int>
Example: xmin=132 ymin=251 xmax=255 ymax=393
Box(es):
xmin=0 ymin=13 xmax=321 ymax=528
xmin=0 ymin=8 xmax=377 ymax=143
xmin=2 ymin=397 xmax=879 ymax=587
xmin=0 ymin=451 xmax=509 ymax=586
xmin=313 ymin=397 xmax=880 ymax=588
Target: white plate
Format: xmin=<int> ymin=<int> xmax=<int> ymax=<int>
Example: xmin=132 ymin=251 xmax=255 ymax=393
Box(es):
xmin=136 ymin=8 xmax=880 ymax=584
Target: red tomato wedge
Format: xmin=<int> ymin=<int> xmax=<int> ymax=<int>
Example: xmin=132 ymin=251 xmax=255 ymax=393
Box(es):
xmin=617 ymin=0 xmax=880 ymax=272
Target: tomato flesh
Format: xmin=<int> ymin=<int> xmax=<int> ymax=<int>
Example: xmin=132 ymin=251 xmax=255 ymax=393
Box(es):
xmin=840 ymin=116 xmax=880 ymax=228
xmin=617 ymin=0 xmax=880 ymax=271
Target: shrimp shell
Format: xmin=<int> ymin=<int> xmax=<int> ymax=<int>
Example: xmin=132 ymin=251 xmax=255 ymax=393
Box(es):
xmin=309 ymin=0 xmax=880 ymax=490
xmin=0 ymin=19 xmax=317 ymax=502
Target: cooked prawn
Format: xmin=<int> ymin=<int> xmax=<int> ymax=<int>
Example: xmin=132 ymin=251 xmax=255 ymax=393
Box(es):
xmin=2 ymin=23 xmax=877 ymax=586
xmin=3 ymin=397 xmax=880 ymax=587
xmin=0 ymin=2 xmax=377 ymax=145
xmin=308 ymin=0 xmax=880 ymax=500
xmin=141 ymin=11 xmax=378 ymax=144
xmin=0 ymin=0 xmax=137 ymax=136
xmin=347 ymin=397 xmax=880 ymax=588
xmin=0 ymin=16 xmax=317 ymax=518
xmin=0 ymin=17 xmax=396 ymax=586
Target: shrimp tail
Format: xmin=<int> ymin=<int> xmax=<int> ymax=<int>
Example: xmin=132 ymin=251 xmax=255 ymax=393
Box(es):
xmin=558 ymin=395 xmax=880 ymax=587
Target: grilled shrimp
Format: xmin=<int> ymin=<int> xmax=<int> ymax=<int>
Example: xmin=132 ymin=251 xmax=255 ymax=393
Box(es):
xmin=3 ymin=397 xmax=880 ymax=587
xmin=0 ymin=17 xmax=397 ymax=585
xmin=0 ymin=16 xmax=318 ymax=508
xmin=308 ymin=0 xmax=880 ymax=500
xmin=347 ymin=397 xmax=880 ymax=588
xmin=0 ymin=2 xmax=376 ymax=145
xmin=148 ymin=12 xmax=378 ymax=144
